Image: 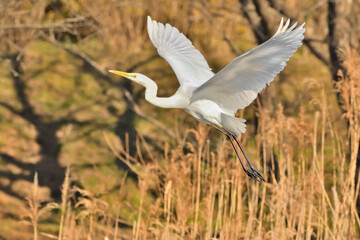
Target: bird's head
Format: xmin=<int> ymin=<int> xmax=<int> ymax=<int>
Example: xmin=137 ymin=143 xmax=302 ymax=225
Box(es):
xmin=108 ymin=70 xmax=153 ymax=87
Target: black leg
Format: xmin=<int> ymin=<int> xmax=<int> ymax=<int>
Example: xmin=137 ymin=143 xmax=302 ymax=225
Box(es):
xmin=227 ymin=135 xmax=260 ymax=181
xmin=213 ymin=124 xmax=264 ymax=181
xmin=231 ymin=134 xmax=265 ymax=182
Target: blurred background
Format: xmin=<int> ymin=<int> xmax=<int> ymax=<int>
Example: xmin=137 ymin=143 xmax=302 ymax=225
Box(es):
xmin=0 ymin=0 xmax=360 ymax=239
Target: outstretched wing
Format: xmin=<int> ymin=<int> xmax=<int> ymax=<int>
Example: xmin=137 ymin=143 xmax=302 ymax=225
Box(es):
xmin=147 ymin=16 xmax=214 ymax=87
xmin=190 ymin=18 xmax=305 ymax=115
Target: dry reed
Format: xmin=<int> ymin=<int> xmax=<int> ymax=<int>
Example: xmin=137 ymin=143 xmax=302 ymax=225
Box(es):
xmin=19 ymin=50 xmax=360 ymax=239
xmin=32 ymin=86 xmax=360 ymax=239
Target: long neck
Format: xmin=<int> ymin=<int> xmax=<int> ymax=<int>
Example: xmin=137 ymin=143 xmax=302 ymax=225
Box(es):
xmin=142 ymin=77 xmax=186 ymax=109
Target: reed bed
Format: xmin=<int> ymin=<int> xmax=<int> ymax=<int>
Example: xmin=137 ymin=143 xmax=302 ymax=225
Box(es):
xmin=23 ymin=50 xmax=360 ymax=239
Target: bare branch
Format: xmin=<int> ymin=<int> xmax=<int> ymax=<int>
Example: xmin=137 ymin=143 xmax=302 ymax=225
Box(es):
xmin=238 ymin=0 xmax=331 ymax=66
xmin=239 ymin=0 xmax=269 ymax=43
xmin=189 ymin=0 xmax=242 ymax=56
xmin=303 ymin=39 xmax=330 ymax=66
xmin=265 ymin=0 xmax=331 ymax=66
xmin=0 ymin=101 xmax=21 ymax=116
xmin=0 ymin=16 xmax=92 ymax=31
xmin=49 ymin=40 xmax=176 ymax=139
xmin=305 ymin=37 xmax=327 ymax=44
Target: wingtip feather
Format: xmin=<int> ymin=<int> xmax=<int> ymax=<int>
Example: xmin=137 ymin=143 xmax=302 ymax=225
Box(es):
xmin=275 ymin=18 xmax=284 ymax=35
xmin=288 ymin=22 xmax=297 ymax=31
xmin=147 ymin=18 xmax=151 ymax=38
xmin=283 ymin=19 xmax=290 ymax=31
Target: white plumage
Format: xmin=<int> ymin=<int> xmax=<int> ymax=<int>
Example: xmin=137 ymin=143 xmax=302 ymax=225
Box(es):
xmin=109 ymin=16 xmax=305 ymax=181
xmin=191 ymin=18 xmax=305 ymax=115
xmin=147 ymin=16 xmax=214 ymax=87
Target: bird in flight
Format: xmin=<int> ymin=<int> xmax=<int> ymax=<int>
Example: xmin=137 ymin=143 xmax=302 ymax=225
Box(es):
xmin=109 ymin=16 xmax=305 ymax=181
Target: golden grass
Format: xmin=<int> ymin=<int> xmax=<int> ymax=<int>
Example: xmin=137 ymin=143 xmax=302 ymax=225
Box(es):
xmin=22 ymin=51 xmax=360 ymax=238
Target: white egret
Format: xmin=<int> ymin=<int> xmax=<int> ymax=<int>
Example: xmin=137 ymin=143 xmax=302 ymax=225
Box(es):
xmin=109 ymin=16 xmax=305 ymax=181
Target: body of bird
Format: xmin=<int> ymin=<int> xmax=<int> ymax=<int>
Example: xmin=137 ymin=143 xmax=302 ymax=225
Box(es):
xmin=110 ymin=16 xmax=305 ymax=181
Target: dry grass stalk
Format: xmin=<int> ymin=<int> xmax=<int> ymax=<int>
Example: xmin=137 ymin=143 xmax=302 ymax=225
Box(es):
xmin=22 ymin=89 xmax=360 ymax=239
xmin=16 ymin=59 xmax=360 ymax=238
xmin=26 ymin=172 xmax=40 ymax=240
xmin=22 ymin=173 xmax=58 ymax=240
xmin=75 ymin=187 xmax=110 ymax=240
xmin=58 ymin=167 xmax=71 ymax=240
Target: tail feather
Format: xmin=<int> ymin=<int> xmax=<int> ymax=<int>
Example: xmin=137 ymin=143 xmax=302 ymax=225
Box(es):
xmin=220 ymin=113 xmax=246 ymax=137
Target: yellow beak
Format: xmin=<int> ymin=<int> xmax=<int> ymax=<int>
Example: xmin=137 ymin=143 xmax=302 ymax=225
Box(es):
xmin=108 ymin=70 xmax=136 ymax=78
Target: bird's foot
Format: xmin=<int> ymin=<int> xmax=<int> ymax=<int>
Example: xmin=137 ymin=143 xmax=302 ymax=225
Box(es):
xmin=250 ymin=167 xmax=265 ymax=182
xmin=244 ymin=167 xmax=265 ymax=182
xmin=244 ymin=168 xmax=261 ymax=182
